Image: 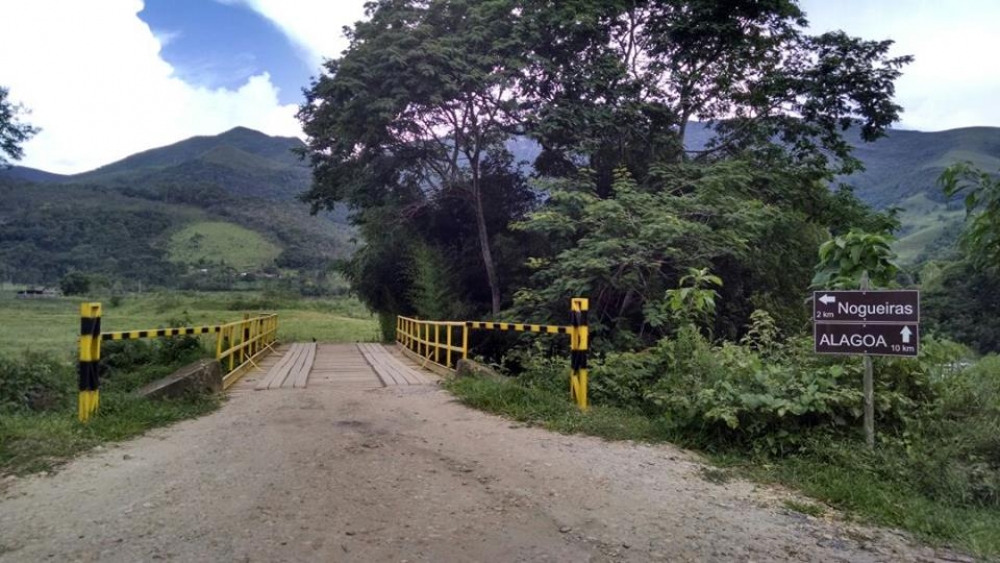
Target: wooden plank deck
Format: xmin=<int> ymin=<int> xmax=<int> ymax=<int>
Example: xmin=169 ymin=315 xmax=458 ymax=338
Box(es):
xmin=307 ymin=344 xmax=384 ymax=390
xmin=237 ymin=342 xmax=435 ymax=392
xmin=255 ymin=343 xmax=317 ymax=390
xmin=357 ymin=342 xmax=432 ymax=386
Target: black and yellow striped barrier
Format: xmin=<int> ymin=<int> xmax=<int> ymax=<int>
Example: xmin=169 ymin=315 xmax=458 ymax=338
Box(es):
xmin=396 ymin=297 xmax=590 ymax=410
xmin=76 ymin=304 xmax=279 ymax=422
xmin=570 ymin=298 xmax=589 ymax=410
xmin=78 ymin=303 xmax=102 ymax=422
xmin=102 ymin=326 xmax=221 ymax=340
xmin=465 ymin=322 xmax=571 ymax=334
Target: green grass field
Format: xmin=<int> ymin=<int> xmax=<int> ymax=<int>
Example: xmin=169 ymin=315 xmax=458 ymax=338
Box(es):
xmin=892 ymin=193 xmax=965 ymax=263
xmin=0 ymin=289 xmax=379 ymax=476
xmin=0 ymin=289 xmax=380 ymax=360
xmin=167 ymin=221 xmax=282 ymax=271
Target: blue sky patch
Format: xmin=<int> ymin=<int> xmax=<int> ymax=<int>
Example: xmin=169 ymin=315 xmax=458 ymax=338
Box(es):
xmin=139 ymin=0 xmax=312 ymax=105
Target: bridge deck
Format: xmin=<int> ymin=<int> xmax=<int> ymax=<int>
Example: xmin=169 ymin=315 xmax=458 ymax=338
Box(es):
xmin=235 ymin=342 xmax=437 ymax=392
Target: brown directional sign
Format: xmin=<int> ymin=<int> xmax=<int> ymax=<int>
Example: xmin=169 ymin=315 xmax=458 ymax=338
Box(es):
xmin=814 ymin=322 xmax=919 ymax=357
xmin=813 ymin=290 xmax=919 ymax=323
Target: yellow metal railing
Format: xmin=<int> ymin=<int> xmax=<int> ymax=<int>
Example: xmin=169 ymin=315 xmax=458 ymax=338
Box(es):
xmin=396 ymin=317 xmax=469 ymax=373
xmin=78 ymin=302 xmax=279 ymax=422
xmin=396 ymin=297 xmax=590 ymax=409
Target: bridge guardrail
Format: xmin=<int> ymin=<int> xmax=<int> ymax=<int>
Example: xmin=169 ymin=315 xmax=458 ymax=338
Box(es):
xmin=78 ymin=303 xmax=278 ymax=422
xmin=396 ymin=297 xmax=590 ymax=410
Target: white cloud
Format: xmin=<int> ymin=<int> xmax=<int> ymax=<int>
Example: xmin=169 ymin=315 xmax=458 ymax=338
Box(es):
xmin=221 ymin=0 xmax=369 ymax=69
xmin=801 ymin=0 xmax=1000 ymax=131
xmin=0 ymin=0 xmax=302 ymax=174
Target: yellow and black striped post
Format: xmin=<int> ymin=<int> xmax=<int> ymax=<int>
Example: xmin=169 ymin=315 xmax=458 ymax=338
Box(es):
xmin=78 ymin=302 xmax=102 ymax=422
xmin=570 ymin=297 xmax=589 ymax=411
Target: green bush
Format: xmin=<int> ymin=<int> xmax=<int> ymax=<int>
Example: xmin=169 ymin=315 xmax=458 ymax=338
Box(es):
xmin=0 ymin=352 xmax=74 ymax=413
xmin=100 ymin=330 xmax=206 ymax=392
xmin=59 ymin=271 xmax=91 ymax=296
xmin=581 ymin=315 xmax=978 ymax=459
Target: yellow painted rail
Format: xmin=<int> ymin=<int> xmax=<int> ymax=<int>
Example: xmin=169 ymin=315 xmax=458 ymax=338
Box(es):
xmin=396 ymin=297 xmax=590 ymax=409
xmin=396 ymin=317 xmax=469 ymax=373
xmin=78 ymin=303 xmax=279 ymax=422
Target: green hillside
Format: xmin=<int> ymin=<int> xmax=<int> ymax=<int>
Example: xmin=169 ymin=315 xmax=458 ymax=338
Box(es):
xmin=681 ymin=123 xmax=1000 ymax=262
xmin=0 ymin=127 xmax=353 ymax=290
xmin=2 ymin=122 xmax=996 ymax=288
xmin=840 ymin=126 xmax=1000 ymax=208
xmin=831 ymin=126 xmax=999 ymax=262
xmin=167 ymin=222 xmax=282 ymax=272
xmin=75 ymin=126 xmax=306 ymax=179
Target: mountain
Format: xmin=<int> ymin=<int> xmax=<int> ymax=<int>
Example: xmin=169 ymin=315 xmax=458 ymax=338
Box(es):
xmin=2 ymin=122 xmax=996 ymax=288
xmin=0 ymin=127 xmax=353 ymax=290
xmin=0 ymin=165 xmax=69 ymax=183
xmin=839 ymin=126 xmax=1000 ymax=207
xmin=833 ymin=126 xmax=1000 ymax=263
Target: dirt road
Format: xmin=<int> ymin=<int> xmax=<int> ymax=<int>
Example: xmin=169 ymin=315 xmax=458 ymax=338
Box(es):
xmin=0 ymin=383 xmax=966 ymax=562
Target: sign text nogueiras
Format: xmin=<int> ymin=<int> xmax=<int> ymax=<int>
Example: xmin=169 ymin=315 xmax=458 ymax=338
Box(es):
xmin=813 ymin=290 xmax=919 ymax=357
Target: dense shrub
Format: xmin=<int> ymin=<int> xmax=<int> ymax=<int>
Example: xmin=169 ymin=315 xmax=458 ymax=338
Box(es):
xmin=0 ymin=353 xmax=74 ymax=413
xmin=516 ymin=311 xmax=975 ymax=457
xmin=100 ymin=329 xmax=206 ymax=392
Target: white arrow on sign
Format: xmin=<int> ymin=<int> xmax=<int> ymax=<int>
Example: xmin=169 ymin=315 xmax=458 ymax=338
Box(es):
xmin=901 ymin=326 xmax=912 ymax=344
xmin=819 ymin=294 xmax=836 ymax=305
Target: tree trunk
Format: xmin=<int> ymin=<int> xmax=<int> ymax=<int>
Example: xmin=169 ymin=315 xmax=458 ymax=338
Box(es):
xmin=473 ymin=182 xmax=502 ymax=315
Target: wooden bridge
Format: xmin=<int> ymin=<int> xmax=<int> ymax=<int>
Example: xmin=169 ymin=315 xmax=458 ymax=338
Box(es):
xmin=241 ymin=342 xmax=434 ymax=392
xmin=75 ymin=297 xmax=590 ymax=422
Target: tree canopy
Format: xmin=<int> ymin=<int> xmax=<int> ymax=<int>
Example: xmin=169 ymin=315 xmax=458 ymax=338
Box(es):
xmin=298 ymin=0 xmax=909 ymax=345
xmin=0 ymin=86 xmax=38 ymax=167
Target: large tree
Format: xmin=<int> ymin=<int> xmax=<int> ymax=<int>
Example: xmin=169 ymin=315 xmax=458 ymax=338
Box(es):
xmin=299 ymin=0 xmax=525 ymax=314
xmin=0 ymin=86 xmax=38 ymax=167
xmin=519 ymin=0 xmax=912 ymax=190
xmin=299 ymin=0 xmax=909 ymax=329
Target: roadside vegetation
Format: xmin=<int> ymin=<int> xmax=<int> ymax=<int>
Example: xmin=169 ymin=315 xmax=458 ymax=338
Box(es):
xmin=0 ymin=334 xmax=217 ymax=476
xmin=0 ymin=288 xmax=378 ymax=476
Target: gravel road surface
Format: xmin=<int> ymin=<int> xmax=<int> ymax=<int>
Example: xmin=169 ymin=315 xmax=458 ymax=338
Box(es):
xmin=0 ymin=383 xmax=971 ymax=562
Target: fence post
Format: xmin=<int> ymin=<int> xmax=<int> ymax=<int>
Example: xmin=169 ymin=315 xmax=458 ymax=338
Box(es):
xmin=570 ymin=297 xmax=589 ymax=411
xmin=447 ymin=325 xmax=453 ymax=369
xmin=78 ymin=302 xmax=102 ymax=422
xmin=462 ymin=323 xmax=469 ymax=360
xmin=215 ymin=326 xmax=224 ymax=360
xmin=241 ymin=313 xmax=250 ymax=365
xmin=228 ymin=324 xmax=235 ymax=372
xmin=434 ymin=324 xmax=440 ymax=364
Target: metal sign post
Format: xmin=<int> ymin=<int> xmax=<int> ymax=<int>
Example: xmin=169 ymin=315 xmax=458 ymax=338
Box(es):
xmin=813 ymin=276 xmax=920 ymax=449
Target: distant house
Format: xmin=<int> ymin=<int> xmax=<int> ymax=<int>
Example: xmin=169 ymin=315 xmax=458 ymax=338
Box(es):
xmin=16 ymin=287 xmax=61 ymax=299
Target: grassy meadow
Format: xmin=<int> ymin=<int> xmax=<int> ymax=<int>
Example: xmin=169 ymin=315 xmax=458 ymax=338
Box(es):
xmin=892 ymin=193 xmax=965 ymax=263
xmin=0 ymin=288 xmax=378 ymax=477
xmin=167 ymin=221 xmax=282 ymax=272
xmin=0 ymin=288 xmax=380 ymax=359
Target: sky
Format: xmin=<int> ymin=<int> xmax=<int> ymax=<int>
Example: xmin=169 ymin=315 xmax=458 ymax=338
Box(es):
xmin=0 ymin=0 xmax=998 ymax=174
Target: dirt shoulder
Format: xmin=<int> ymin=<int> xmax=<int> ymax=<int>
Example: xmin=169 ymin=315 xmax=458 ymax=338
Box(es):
xmin=0 ymin=384 xmax=970 ymax=562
